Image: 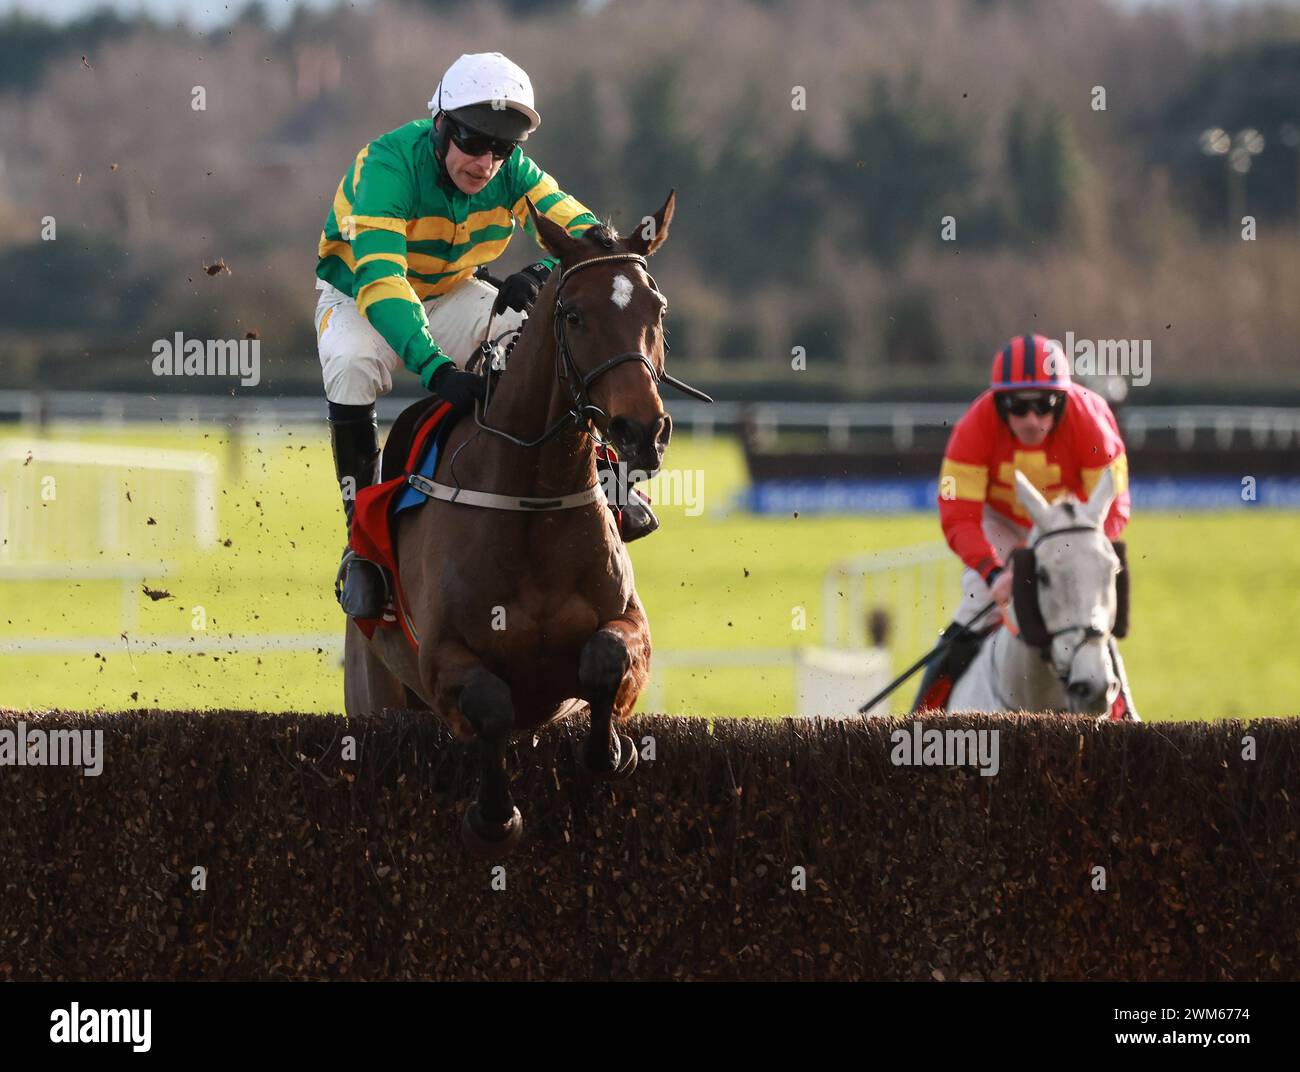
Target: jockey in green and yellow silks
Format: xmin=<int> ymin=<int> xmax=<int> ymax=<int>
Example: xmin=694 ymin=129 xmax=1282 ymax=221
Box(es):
xmin=315 ymin=52 xmax=657 ymax=620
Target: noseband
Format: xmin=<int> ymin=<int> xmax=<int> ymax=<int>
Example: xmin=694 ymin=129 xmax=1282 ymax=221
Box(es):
xmin=475 ymin=252 xmax=712 ymax=450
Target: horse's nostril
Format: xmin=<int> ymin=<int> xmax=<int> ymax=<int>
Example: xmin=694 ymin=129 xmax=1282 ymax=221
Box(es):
xmin=1067 ymin=681 xmax=1094 ymax=700
xmin=657 ymin=414 xmax=672 ymax=446
xmin=608 ymin=416 xmax=632 ymax=446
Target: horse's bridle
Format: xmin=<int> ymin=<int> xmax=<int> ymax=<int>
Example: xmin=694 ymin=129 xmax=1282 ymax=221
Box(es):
xmin=1022 ymin=524 xmax=1112 ymax=679
xmin=474 ymin=252 xmax=712 ymax=450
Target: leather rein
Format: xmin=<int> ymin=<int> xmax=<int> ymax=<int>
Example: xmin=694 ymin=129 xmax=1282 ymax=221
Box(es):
xmin=474 ymin=252 xmax=712 ymax=450
xmin=421 ymin=252 xmax=712 ymax=513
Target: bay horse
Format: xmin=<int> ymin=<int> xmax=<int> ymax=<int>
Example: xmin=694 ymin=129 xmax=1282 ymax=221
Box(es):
xmin=948 ymin=468 xmax=1130 ymax=717
xmin=343 ymin=192 xmax=709 ymax=855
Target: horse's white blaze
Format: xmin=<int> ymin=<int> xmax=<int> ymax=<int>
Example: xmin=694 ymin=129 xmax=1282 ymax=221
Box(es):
xmin=610 ymin=274 xmax=633 ymax=309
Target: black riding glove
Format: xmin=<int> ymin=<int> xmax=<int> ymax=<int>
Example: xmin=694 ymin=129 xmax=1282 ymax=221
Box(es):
xmin=429 ymin=362 xmax=486 ymax=414
xmin=492 ymin=261 xmax=552 ymax=316
xmin=473 ymin=264 xmax=505 ymax=289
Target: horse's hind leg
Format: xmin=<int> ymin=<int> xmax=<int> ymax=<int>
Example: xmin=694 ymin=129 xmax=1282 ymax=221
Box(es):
xmin=577 ymin=606 xmax=650 ymax=780
xmin=455 ymin=666 xmax=524 ymax=857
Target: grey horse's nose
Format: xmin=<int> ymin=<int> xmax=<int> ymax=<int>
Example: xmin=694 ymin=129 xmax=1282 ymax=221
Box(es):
xmin=1067 ymin=680 xmax=1099 ymax=702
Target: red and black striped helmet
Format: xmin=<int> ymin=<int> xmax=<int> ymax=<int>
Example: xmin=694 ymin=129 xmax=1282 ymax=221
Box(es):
xmin=989 ymin=334 xmax=1071 ymax=393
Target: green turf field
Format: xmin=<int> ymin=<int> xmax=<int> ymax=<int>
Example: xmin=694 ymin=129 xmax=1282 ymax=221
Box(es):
xmin=2 ymin=422 xmax=1297 ymax=721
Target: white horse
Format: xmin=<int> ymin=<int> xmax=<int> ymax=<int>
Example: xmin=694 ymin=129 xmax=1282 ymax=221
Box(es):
xmin=949 ymin=468 xmax=1130 ymax=717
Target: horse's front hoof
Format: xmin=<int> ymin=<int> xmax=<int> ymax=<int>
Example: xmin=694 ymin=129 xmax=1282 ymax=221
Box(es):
xmin=461 ymin=803 xmax=524 ymax=858
xmin=582 ymin=732 xmax=639 ymax=781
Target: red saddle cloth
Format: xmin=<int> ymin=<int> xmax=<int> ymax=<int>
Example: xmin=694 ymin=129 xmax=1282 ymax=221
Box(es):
xmin=348 ymin=400 xmax=453 ymax=646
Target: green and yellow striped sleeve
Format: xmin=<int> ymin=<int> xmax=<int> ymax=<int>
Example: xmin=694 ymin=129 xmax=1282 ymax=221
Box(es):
xmin=349 ymin=137 xmax=450 ymax=388
xmin=510 ymin=154 xmax=600 ymax=269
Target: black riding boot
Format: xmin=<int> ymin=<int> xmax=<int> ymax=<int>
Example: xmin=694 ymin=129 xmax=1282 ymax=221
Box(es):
xmin=329 ymin=409 xmax=390 ymax=619
xmin=911 ymin=620 xmax=986 ymax=714
xmin=595 ymin=451 xmax=659 ymax=542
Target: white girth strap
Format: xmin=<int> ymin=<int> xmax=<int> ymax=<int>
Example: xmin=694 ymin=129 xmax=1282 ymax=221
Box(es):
xmin=407 ymin=473 xmax=607 ymax=512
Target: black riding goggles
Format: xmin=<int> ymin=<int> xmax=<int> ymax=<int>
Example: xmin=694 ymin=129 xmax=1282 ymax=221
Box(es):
xmin=446 ymin=118 xmax=518 ymax=162
xmin=1003 ymin=393 xmax=1062 ymax=417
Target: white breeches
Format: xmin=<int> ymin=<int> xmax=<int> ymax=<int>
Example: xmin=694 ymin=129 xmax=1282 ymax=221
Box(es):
xmin=952 ymin=507 xmax=1029 ymax=628
xmin=315 ymin=276 xmax=526 ymax=405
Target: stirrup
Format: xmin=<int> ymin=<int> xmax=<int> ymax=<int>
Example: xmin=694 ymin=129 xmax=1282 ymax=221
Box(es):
xmin=335 ymin=548 xmax=391 ymax=619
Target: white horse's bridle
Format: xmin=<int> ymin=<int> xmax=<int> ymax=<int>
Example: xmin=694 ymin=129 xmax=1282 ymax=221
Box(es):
xmin=1017 ymin=524 xmax=1114 ymax=686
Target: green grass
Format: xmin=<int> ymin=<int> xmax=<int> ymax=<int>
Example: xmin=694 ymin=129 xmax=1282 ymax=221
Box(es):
xmin=3 ymin=422 xmax=1297 ymax=721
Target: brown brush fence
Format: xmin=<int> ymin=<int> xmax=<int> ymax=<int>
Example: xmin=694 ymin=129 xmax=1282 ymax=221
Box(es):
xmin=0 ymin=710 xmax=1295 ymax=981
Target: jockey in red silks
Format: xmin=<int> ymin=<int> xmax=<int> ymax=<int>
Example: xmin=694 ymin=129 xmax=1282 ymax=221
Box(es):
xmin=912 ymin=333 xmax=1138 ymax=717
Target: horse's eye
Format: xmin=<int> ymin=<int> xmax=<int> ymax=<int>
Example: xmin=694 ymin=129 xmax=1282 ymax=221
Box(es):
xmin=565 ymin=308 xmax=581 ymax=326
xmin=1037 ymin=568 xmax=1050 ymax=587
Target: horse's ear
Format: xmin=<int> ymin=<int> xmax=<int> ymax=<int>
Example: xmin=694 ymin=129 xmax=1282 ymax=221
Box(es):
xmin=1082 ymin=466 xmax=1117 ymax=527
xmin=1014 ymin=470 xmax=1051 ymax=529
xmin=624 ymin=190 xmax=675 ymax=256
xmin=526 ymin=199 xmax=578 ymax=260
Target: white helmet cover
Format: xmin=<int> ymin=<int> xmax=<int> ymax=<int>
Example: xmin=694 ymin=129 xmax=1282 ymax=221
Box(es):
xmin=428 ymin=52 xmax=540 ymax=132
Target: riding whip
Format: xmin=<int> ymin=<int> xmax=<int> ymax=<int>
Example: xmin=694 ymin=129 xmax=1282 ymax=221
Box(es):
xmin=856 ymin=599 xmax=998 ymax=714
